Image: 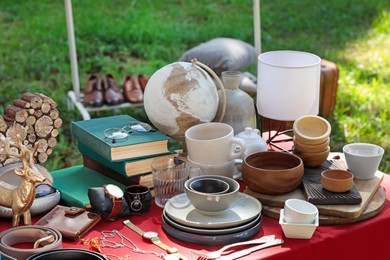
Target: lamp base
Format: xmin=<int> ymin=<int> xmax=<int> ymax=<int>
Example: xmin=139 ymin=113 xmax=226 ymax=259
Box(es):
xmin=261 ymin=120 xmax=294 ymax=152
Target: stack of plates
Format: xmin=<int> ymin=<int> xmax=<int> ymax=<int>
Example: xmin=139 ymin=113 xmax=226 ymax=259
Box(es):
xmin=162 ymin=192 xmax=262 ymax=245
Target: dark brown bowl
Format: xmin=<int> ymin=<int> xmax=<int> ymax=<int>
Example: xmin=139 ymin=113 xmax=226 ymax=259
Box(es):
xmin=242 ymin=151 xmax=304 ymax=194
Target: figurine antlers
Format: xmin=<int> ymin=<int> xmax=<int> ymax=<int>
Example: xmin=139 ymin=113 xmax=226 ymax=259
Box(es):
xmin=0 ymin=134 xmax=46 ymax=227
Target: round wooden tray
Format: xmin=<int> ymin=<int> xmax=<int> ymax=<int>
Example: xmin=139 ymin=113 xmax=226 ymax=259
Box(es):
xmin=261 ymin=186 xmax=385 ymax=225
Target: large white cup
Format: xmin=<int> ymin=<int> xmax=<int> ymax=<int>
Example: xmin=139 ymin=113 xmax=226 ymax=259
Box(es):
xmin=343 ymin=143 xmax=384 ymax=180
xmin=185 ymin=122 xmax=246 ymax=164
xmin=187 ymin=156 xmax=237 ymax=178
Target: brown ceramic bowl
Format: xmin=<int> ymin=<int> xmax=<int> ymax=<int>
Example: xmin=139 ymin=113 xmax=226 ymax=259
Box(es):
xmin=293 ymin=136 xmax=330 ymax=153
xmin=293 ymin=115 xmax=331 ymax=145
xmin=293 ymin=146 xmax=330 ymax=168
xmin=242 ymin=151 xmax=304 ymax=195
xmin=321 ymin=169 xmax=354 ymax=193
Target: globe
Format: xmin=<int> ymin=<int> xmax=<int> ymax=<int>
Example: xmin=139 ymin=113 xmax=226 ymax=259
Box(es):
xmin=143 ymin=62 xmax=219 ymax=141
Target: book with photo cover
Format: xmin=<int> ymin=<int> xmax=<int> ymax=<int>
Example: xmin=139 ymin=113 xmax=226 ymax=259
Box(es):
xmin=71 ymin=115 xmax=171 ymax=161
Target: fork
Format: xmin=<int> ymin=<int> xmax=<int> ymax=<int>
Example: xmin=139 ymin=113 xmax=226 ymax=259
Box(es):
xmin=191 ymin=235 xmax=275 ymax=259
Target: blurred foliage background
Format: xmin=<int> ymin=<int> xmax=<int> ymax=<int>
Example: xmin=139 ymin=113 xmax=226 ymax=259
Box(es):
xmin=0 ymin=0 xmax=388 ymax=172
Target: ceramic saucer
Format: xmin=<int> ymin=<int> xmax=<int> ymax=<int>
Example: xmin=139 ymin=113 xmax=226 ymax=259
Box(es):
xmin=164 ymin=192 xmax=262 ymax=229
xmin=162 ymin=211 xmax=262 ymax=245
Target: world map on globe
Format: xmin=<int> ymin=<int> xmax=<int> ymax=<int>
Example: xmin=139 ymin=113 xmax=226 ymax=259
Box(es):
xmin=143 ymin=62 xmax=219 ymax=140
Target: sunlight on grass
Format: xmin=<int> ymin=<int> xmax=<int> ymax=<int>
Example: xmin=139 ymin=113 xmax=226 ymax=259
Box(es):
xmin=335 ymin=9 xmax=390 ymax=171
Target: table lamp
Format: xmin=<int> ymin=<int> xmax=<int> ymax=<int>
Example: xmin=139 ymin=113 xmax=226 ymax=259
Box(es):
xmin=256 ymin=50 xmax=321 ymax=151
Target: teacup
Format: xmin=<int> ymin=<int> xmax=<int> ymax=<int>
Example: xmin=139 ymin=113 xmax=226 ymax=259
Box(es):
xmin=185 ymin=122 xmax=246 ymax=164
xmin=124 ymin=185 xmax=152 ymax=213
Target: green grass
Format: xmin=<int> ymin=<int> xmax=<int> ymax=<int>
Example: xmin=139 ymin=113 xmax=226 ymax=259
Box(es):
xmin=0 ymin=0 xmax=389 ymax=172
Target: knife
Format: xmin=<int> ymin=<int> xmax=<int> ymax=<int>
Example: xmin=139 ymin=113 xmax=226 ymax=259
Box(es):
xmin=217 ymin=238 xmax=284 ymax=260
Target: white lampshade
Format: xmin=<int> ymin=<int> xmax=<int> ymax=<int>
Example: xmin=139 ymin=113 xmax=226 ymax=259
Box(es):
xmin=256 ymin=50 xmax=321 ymax=121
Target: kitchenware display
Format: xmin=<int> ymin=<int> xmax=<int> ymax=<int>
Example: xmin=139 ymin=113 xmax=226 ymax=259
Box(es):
xmin=151 ymin=157 xmax=200 ymax=208
xmin=302 ymin=159 xmax=362 ymax=205
xmin=188 ymin=177 xmax=230 ymax=194
xmin=283 ymin=199 xmax=318 ymax=224
xmin=242 ymin=151 xmax=304 ymax=194
xmin=321 ymin=169 xmax=354 ymax=193
xmin=191 ymin=235 xmax=276 ymax=259
xmin=186 ymin=156 xmax=236 ymax=178
xmin=293 ymin=115 xmax=331 ymax=145
xmin=343 ymin=143 xmax=384 ymax=180
xmin=217 ymin=238 xmax=285 ymax=260
xmin=161 ymin=210 xmax=262 ymax=245
xmin=162 ymin=210 xmax=261 ymax=236
xmin=185 ymin=122 xmax=246 ymax=164
xmin=279 ymin=209 xmax=319 ymax=239
xmin=184 ymin=175 xmax=239 ymax=215
xmin=163 ymin=192 xmax=262 ymax=229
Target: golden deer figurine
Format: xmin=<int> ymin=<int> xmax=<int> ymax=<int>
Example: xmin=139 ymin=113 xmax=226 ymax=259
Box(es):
xmin=0 ymin=135 xmax=46 ymax=227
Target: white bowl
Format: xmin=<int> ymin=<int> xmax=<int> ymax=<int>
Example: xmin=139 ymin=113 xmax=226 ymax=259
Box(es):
xmin=184 ymin=175 xmax=239 ymax=215
xmin=279 ymin=209 xmax=319 ymax=239
xmin=343 ymin=143 xmax=384 ymax=180
xmin=284 ymin=199 xmax=318 ymax=224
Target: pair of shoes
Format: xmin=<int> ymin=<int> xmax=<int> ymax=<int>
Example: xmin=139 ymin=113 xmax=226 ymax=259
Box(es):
xmin=83 ymin=75 xmax=104 ymax=107
xmin=123 ymin=74 xmax=149 ymax=103
xmin=83 ymin=74 xmax=124 ymax=107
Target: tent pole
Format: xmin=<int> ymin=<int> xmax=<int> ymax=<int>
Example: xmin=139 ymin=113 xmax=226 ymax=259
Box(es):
xmin=64 ymin=0 xmax=81 ymax=101
xmin=253 ymin=0 xmax=261 ymax=57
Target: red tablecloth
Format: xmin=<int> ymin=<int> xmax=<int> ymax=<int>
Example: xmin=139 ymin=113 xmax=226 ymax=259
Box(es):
xmin=1 ymin=174 xmax=389 ymax=260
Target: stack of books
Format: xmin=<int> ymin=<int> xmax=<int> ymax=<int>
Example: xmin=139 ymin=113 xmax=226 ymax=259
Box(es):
xmin=71 ymin=114 xmax=176 ymax=188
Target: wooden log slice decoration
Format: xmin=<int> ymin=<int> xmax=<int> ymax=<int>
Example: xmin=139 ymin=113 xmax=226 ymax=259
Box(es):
xmin=35 ymin=115 xmax=53 ymax=138
xmin=0 ymin=92 xmax=62 ymax=164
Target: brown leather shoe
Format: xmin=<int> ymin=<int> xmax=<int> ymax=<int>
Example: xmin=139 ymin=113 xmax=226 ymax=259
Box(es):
xmin=103 ymin=74 xmax=124 ymax=105
xmin=83 ymin=75 xmax=103 ymax=107
xmin=123 ymin=75 xmax=143 ymax=103
xmin=138 ymin=74 xmax=149 ymax=92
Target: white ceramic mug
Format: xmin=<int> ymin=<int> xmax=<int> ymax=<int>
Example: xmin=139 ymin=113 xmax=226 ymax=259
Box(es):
xmin=187 ymin=156 xmax=237 ymax=178
xmin=185 ymin=122 xmax=246 ymax=164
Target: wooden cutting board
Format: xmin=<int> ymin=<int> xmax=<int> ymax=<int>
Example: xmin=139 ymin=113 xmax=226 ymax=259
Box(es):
xmin=260 ymin=186 xmax=386 ymax=225
xmin=245 ymin=170 xmax=384 ymax=219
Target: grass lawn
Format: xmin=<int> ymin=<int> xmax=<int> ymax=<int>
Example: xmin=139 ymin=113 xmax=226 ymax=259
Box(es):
xmin=0 ymin=0 xmax=389 ymax=172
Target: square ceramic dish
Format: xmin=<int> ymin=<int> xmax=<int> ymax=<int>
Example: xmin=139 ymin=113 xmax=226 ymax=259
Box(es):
xmin=279 ymin=209 xmax=318 ymax=239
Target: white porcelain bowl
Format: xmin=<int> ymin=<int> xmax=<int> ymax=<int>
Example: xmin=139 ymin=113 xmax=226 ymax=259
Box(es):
xmin=184 ymin=175 xmax=239 ymax=215
xmin=284 ymin=199 xmax=318 ymax=224
xmin=343 ymin=143 xmax=384 ymax=180
xmin=279 ymin=209 xmax=319 ymax=239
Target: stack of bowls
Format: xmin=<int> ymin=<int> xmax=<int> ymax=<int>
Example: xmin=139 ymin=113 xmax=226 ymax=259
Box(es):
xmin=292 ymin=115 xmax=331 ymax=168
xmin=184 ymin=175 xmax=239 ymax=215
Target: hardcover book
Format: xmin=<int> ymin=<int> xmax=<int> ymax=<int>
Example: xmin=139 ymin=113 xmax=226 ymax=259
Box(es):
xmin=71 ymin=115 xmax=171 ymax=161
xmin=78 ymin=142 xmax=176 ymax=177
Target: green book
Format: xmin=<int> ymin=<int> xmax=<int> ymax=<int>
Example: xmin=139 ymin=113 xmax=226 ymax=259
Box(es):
xmin=78 ymin=142 xmax=176 ymax=177
xmin=71 ymin=115 xmax=171 ymax=162
xmin=51 ymin=165 xmax=127 ymax=208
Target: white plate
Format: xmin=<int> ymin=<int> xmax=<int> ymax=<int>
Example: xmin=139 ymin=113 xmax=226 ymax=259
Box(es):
xmin=163 ymin=211 xmax=261 ymax=235
xmin=164 ymin=192 xmax=262 ymax=228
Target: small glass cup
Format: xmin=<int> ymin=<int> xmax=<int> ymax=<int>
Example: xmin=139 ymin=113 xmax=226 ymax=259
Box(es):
xmin=151 ymin=157 xmax=201 ymax=208
xmin=104 ymin=121 xmax=154 ymax=143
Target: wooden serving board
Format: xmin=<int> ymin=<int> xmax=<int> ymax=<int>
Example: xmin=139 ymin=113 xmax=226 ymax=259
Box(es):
xmin=245 ymin=170 xmax=384 ymax=219
xmin=260 ymin=186 xmax=386 ymax=225
xmin=303 ymin=160 xmax=362 ymax=205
